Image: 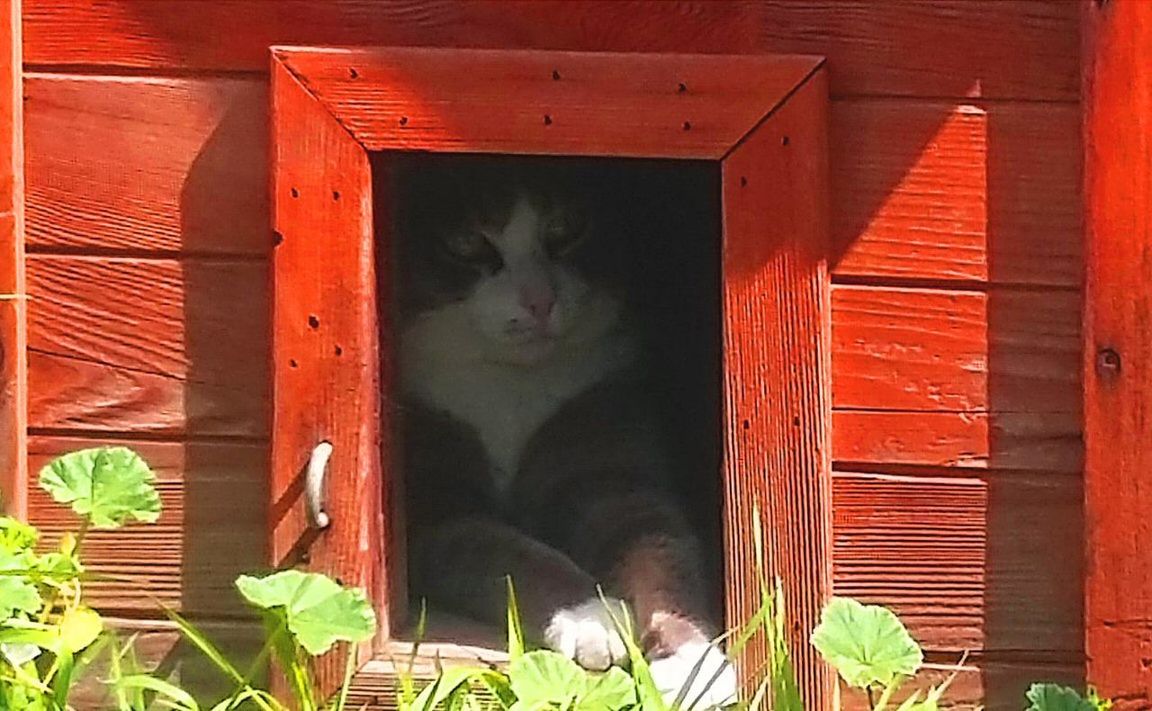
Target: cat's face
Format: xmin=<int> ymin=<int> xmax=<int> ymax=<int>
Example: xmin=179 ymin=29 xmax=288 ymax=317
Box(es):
xmin=396 ymin=159 xmax=627 ymax=366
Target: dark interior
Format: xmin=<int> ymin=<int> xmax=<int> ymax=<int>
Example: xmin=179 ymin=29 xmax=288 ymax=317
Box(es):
xmin=371 ymin=153 xmax=724 ymax=644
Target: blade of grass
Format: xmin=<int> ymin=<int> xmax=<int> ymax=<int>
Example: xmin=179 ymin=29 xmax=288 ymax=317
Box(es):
xmin=114 ymin=674 xmax=201 ymax=711
xmin=329 ymin=643 xmax=358 ymax=711
xmin=505 ymin=576 xmax=525 ymax=661
xmin=162 ymin=605 xmax=280 ymax=711
xmin=596 ymin=587 xmax=666 ymax=711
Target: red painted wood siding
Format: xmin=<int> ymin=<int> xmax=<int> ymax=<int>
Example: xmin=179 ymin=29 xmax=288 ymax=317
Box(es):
xmin=18 ymin=3 xmax=1084 ymax=708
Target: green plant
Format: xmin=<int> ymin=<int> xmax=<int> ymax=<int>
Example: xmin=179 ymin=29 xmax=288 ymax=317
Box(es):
xmin=0 ymin=446 xmax=1118 ymax=711
xmin=1026 ymin=683 xmax=1112 ymax=711
xmin=0 ymin=446 xmax=162 ymax=710
xmin=155 ymin=569 xmax=377 ymax=711
xmin=393 ymin=508 xmax=798 ymax=711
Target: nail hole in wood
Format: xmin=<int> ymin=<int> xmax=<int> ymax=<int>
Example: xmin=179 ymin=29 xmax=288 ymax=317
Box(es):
xmin=739 ymin=176 xmax=748 ymax=188
xmin=543 ymin=114 xmax=553 ymax=126
xmin=399 ymin=116 xmax=409 ymax=127
xmin=677 ymin=82 xmax=688 ymax=94
xmin=348 ymin=67 xmax=359 ymax=79
xmin=742 ymin=419 xmax=750 ymax=430
xmin=1097 ymin=347 xmax=1122 ymax=377
xmin=781 ymin=135 xmax=791 ymax=146
xmin=334 ymin=345 xmax=343 ymax=357
xmin=682 ymin=121 xmax=692 ymax=131
xmin=289 ymin=359 xmax=298 ymax=369
xmin=271 ymin=231 xmax=284 ymax=247
xmin=290 ymin=187 xmax=299 ymax=198
xmin=552 ymin=69 xmax=561 ymax=80
xmin=308 ymin=314 xmax=320 ymax=330
xmin=792 ymin=416 xmax=801 ymax=427
xmin=332 ymin=190 xmax=341 ymax=201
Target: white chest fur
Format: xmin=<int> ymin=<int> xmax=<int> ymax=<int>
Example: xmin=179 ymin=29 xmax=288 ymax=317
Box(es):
xmin=400 ymin=317 xmax=636 ymax=494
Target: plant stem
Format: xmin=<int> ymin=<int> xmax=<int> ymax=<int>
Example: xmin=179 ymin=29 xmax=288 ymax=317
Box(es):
xmin=867 ymin=685 xmax=877 ymax=711
xmin=73 ymin=519 xmax=90 ymax=557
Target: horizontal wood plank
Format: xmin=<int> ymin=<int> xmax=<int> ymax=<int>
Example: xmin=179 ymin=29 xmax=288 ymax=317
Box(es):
xmin=27 ymin=436 xmax=267 ymax=615
xmin=24 ymin=74 xmax=268 ymax=255
xmin=26 ymin=256 xmax=268 ymax=436
xmin=23 ymin=75 xmax=1079 ymax=286
xmin=24 ymin=257 xmax=1079 ymax=472
xmin=21 ymin=1 xmax=1077 ymax=100
xmin=832 ymin=411 xmax=1081 ymax=473
xmin=832 ymin=471 xmax=1082 ymax=654
xmin=832 ymin=101 xmax=1081 ymax=287
xmin=832 ymin=286 xmax=1081 ymax=414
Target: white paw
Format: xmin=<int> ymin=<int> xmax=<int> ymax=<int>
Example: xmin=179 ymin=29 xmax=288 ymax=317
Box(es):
xmin=649 ymin=641 xmax=737 ymax=710
xmin=544 ymin=597 xmax=630 ymax=672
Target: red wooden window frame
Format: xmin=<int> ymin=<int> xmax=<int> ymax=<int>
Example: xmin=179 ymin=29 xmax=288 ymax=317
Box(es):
xmin=1083 ymin=0 xmax=1152 ymax=703
xmin=269 ymin=46 xmax=831 ymax=706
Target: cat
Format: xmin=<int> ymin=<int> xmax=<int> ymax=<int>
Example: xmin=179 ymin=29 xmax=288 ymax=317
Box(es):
xmin=393 ymin=156 xmax=735 ymax=707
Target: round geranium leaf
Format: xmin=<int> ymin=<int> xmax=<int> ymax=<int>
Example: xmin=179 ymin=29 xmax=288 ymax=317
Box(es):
xmin=810 ymin=597 xmax=923 ymax=689
xmin=235 ymin=570 xmax=376 ymax=655
xmin=508 ymin=650 xmax=588 ymax=706
xmin=1026 ymin=683 xmax=1099 ymax=711
xmin=39 ymin=447 xmax=161 ymax=528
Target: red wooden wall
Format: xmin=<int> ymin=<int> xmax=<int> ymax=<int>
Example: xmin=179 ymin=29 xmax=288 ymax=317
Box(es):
xmin=16 ymin=2 xmax=1083 ymax=708
xmin=1083 ymin=0 xmax=1152 ymax=706
xmin=0 ymin=0 xmax=21 ymax=520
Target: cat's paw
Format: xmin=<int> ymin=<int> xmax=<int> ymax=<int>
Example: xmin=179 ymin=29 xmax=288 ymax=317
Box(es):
xmin=543 ymin=597 xmax=630 ymax=672
xmin=648 ymin=641 xmax=737 ymax=710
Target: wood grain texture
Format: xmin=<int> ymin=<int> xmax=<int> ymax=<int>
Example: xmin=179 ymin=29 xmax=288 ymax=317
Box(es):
xmin=832 ymin=286 xmax=1081 ymax=414
xmin=20 ymin=75 xmax=1082 ymax=288
xmin=1083 ymin=0 xmax=1152 ymax=705
xmin=0 ymin=0 xmax=21 ymax=516
xmin=832 ymin=471 xmax=1082 ymax=654
xmin=24 ymin=74 xmax=268 ymax=256
xmin=276 ymin=46 xmax=820 ymax=159
xmin=270 ymin=57 xmax=386 ymax=694
xmin=831 ymin=101 xmax=1081 ymax=287
xmin=21 ymin=1 xmax=1078 ymax=100
xmin=27 ymin=436 xmax=267 ymax=615
xmin=721 ymin=70 xmax=833 ymax=707
xmin=22 ymin=259 xmax=1082 ymax=471
xmin=832 ymin=411 xmax=1081 ymax=473
xmin=25 ymin=255 xmax=268 ymax=436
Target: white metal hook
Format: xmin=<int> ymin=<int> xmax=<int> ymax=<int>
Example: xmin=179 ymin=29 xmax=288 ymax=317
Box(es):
xmin=305 ymin=441 xmax=333 ymax=530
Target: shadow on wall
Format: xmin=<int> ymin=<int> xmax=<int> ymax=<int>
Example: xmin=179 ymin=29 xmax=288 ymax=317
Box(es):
xmin=169 ymin=86 xmax=271 ymax=692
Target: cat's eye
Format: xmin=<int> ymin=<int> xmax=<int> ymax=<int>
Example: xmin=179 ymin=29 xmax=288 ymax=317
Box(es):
xmin=443 ymin=230 xmax=497 ymax=264
xmin=542 ymin=216 xmax=586 ymax=257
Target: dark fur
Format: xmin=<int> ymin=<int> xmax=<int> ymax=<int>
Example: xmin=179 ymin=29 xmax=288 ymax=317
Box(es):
xmin=394 ymin=156 xmax=719 ymax=656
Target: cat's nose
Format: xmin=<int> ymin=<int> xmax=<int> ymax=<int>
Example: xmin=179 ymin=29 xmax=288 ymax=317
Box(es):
xmin=519 ymin=285 xmax=556 ymax=320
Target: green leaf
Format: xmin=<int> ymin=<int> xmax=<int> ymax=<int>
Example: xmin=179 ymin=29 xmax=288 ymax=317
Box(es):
xmin=0 ymin=576 xmax=42 ymax=621
xmin=163 ymin=605 xmax=244 ymax=683
xmin=114 ymin=674 xmax=201 ymax=711
xmin=1026 ymin=684 xmax=1098 ymax=711
xmin=58 ymin=607 xmax=102 ymax=653
xmin=0 ymin=517 xmax=38 ymax=553
xmin=508 ymin=650 xmax=587 ymax=706
xmin=235 ymin=570 xmax=376 ymax=656
xmin=810 ymin=597 xmax=923 ymax=689
xmin=578 ymin=667 xmax=636 ymax=711
xmin=38 ymin=447 xmax=161 ymax=528
xmin=409 ymin=668 xmax=480 ymax=711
